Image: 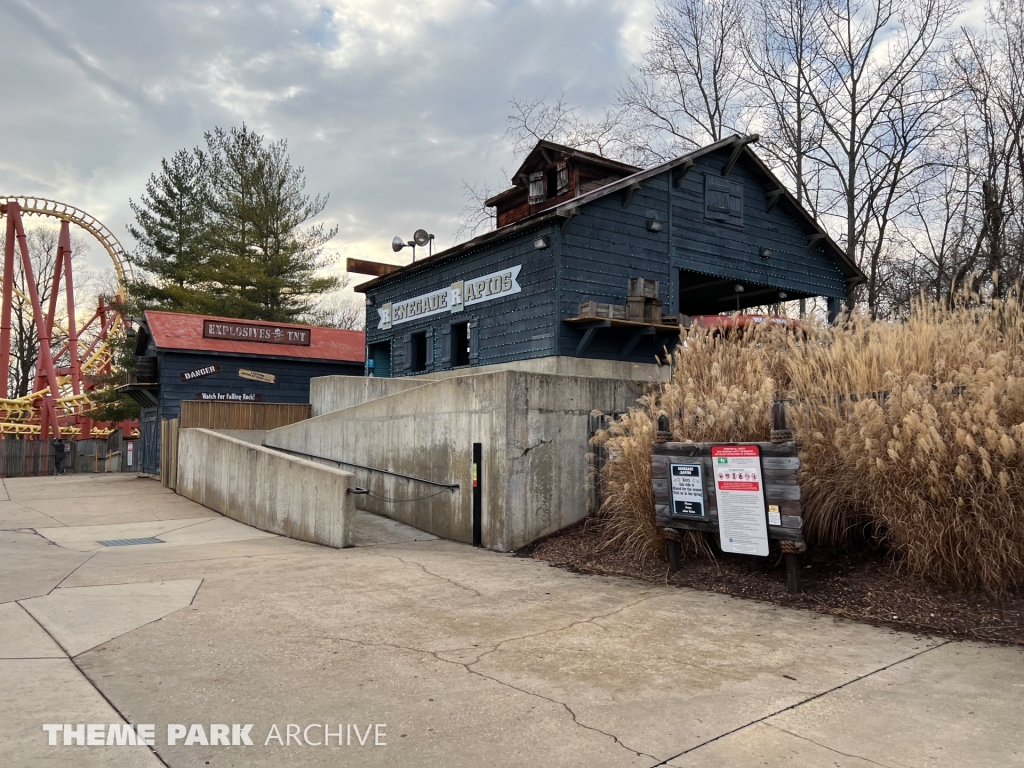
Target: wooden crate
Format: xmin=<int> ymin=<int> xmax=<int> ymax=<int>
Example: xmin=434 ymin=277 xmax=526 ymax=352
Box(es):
xmin=626 ymin=296 xmax=646 ymax=321
xmin=627 ymin=277 xmax=659 ymax=299
xmin=644 ymin=300 xmax=664 ymax=324
xmin=579 ymin=301 xmax=626 ymax=320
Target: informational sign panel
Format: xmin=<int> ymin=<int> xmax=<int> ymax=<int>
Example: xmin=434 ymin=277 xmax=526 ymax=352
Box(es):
xmin=669 ymin=463 xmax=705 ymax=518
xmin=238 ymin=369 xmax=276 ymax=384
xmin=194 ymin=392 xmax=263 ymax=402
xmin=712 ymin=445 xmax=769 ymax=556
xmin=180 ymin=365 xmax=219 ymax=382
xmin=203 ymin=319 xmax=311 ymax=346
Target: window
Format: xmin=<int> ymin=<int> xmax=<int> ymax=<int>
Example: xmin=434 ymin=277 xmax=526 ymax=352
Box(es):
xmin=545 ymin=167 xmax=559 ymax=198
xmin=556 ymin=162 xmax=569 ymax=196
xmin=704 ymin=175 xmax=744 ymax=228
xmin=528 ymin=172 xmax=544 ymax=204
xmin=410 ymin=332 xmax=428 ymax=373
xmin=452 ymin=321 xmax=470 ymax=367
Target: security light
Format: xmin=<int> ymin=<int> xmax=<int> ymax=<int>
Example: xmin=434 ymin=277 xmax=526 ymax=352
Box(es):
xmin=759 ymin=247 xmax=774 ymax=259
xmin=646 ymin=219 xmax=663 ymax=233
xmin=534 ymin=236 xmax=550 ymax=250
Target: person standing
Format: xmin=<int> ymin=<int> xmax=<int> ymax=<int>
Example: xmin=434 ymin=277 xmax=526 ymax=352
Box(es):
xmin=52 ymin=438 xmax=67 ymax=476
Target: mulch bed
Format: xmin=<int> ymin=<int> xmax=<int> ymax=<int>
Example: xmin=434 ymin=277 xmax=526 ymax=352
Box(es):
xmin=516 ymin=519 xmax=1024 ymax=645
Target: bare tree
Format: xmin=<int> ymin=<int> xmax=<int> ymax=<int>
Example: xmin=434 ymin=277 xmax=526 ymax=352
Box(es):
xmin=454 ymin=180 xmax=499 ymax=242
xmin=946 ymin=0 xmax=1024 ymax=296
xmin=802 ymin=0 xmax=960 ymax=316
xmin=305 ymin=274 xmax=364 ymax=330
xmin=743 ymin=0 xmax=827 ymax=211
xmin=618 ymin=0 xmax=752 ymax=162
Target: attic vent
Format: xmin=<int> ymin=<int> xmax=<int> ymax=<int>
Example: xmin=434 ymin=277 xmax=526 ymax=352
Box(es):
xmin=705 ymin=175 xmax=743 ymax=228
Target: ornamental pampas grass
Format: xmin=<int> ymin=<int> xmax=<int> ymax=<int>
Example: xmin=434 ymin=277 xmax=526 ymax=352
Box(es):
xmin=597 ymin=294 xmax=1024 ymax=594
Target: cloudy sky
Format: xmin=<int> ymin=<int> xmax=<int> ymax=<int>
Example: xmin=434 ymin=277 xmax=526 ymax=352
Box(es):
xmin=0 ymin=0 xmax=656 ymax=286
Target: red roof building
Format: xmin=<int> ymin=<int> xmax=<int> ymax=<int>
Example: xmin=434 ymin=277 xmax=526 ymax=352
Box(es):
xmin=124 ymin=311 xmax=365 ymax=475
xmin=143 ymin=310 xmax=364 ymax=363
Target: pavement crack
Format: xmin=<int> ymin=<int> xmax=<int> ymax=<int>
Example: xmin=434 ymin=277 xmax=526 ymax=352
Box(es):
xmin=378 ymin=554 xmax=483 ymax=596
xmin=763 ymin=723 xmax=906 ymax=768
xmin=49 ymin=551 xmax=99 ymax=593
xmin=650 ymin=640 xmax=951 ymax=766
xmin=462 ymin=663 xmax=658 ymax=761
xmin=305 ymin=594 xmax=662 ymax=761
xmin=18 ymin=605 xmax=171 ymax=767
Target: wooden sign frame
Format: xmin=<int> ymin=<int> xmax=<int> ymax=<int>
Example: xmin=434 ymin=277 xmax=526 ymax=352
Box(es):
xmin=653 ymin=440 xmax=805 ymax=592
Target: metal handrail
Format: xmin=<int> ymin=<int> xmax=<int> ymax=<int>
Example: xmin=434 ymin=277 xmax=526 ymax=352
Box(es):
xmin=266 ymin=445 xmax=460 ymax=490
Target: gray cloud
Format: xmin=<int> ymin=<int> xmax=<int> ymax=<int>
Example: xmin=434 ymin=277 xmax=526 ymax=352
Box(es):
xmin=0 ymin=0 xmax=651 ymax=282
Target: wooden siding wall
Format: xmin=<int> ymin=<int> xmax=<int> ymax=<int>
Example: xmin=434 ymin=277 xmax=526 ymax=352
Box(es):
xmin=140 ymin=351 xmax=357 ymax=473
xmin=0 ymin=434 xmax=137 ymax=478
xmin=671 ymin=153 xmax=846 ymax=300
xmin=363 ymin=145 xmax=849 ymax=371
xmin=179 ymin=401 xmax=312 ymax=430
xmin=364 ymin=224 xmax=559 ymax=377
xmin=558 ymin=147 xmax=847 ymax=361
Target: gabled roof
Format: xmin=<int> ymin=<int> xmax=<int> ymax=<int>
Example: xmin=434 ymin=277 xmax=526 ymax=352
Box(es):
xmin=359 ymin=136 xmax=865 ymax=293
xmin=141 ymin=310 xmax=365 ymax=363
xmin=554 ymin=134 xmax=865 ymax=284
xmin=484 ymin=140 xmax=641 ymax=207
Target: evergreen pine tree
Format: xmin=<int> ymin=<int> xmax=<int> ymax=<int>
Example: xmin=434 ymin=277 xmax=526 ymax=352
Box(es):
xmin=128 ymin=126 xmax=339 ymax=322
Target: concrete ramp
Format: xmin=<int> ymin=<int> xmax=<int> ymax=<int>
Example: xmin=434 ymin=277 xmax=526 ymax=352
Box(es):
xmin=177 ymin=429 xmax=356 ymax=548
xmin=265 ymin=370 xmax=641 ymax=551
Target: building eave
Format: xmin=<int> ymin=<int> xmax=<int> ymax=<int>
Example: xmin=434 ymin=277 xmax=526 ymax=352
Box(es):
xmin=355 ymin=212 xmax=562 ymax=293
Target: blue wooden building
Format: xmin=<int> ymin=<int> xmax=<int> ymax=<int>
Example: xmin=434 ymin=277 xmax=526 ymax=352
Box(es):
xmin=123 ymin=311 xmax=364 ymax=474
xmin=355 ymin=136 xmax=864 ymax=377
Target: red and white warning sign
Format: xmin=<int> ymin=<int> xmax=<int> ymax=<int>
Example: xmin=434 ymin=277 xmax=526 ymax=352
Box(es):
xmin=712 ymin=445 xmax=769 ymax=556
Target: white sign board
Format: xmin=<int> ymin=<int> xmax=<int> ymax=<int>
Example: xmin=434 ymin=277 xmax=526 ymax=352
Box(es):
xmin=378 ymin=265 xmax=522 ymax=329
xmin=712 ymin=445 xmax=769 ymax=556
xmin=669 ymin=463 xmax=705 ymax=518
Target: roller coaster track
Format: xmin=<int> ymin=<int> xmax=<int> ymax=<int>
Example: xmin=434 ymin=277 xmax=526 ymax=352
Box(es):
xmin=0 ymin=196 xmax=134 ymax=290
xmin=0 ymin=196 xmax=137 ymax=438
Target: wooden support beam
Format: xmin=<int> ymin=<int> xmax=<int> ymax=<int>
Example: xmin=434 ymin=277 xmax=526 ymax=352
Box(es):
xmin=672 ymin=160 xmax=694 ymax=188
xmin=346 ymin=257 xmax=400 ymax=277
xmin=722 ymin=134 xmax=759 ymax=176
xmin=805 ymin=233 xmax=826 ymax=255
xmin=575 ymin=321 xmax=609 ymax=356
xmin=560 ymin=208 xmax=578 ymax=234
xmin=786 ymin=553 xmax=801 ymax=593
xmin=667 ymin=540 xmax=682 ymax=574
xmin=766 ymin=188 xmax=786 ymax=212
xmin=622 ymin=182 xmax=641 ymax=209
xmin=619 ymin=327 xmax=655 ymax=360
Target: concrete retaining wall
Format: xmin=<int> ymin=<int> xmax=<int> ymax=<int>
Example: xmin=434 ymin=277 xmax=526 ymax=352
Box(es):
xmin=177 ymin=428 xmax=355 ymax=548
xmin=311 ymin=377 xmax=427 ymax=416
xmin=265 ymin=370 xmax=642 ymax=551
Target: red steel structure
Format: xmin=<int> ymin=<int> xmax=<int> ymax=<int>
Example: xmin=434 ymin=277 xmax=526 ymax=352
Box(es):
xmin=0 ymin=197 xmax=137 ymax=440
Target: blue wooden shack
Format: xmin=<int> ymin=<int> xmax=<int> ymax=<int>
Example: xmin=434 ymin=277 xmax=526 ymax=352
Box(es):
xmin=123 ymin=310 xmax=364 ymax=474
xmin=355 ymin=136 xmax=864 ymax=377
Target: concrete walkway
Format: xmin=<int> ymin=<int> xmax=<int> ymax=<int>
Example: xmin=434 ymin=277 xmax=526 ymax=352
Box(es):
xmin=1 ymin=474 xmax=1021 ymax=767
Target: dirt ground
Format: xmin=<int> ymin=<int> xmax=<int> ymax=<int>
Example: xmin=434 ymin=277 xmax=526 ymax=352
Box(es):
xmin=517 ymin=519 xmax=1024 ymax=646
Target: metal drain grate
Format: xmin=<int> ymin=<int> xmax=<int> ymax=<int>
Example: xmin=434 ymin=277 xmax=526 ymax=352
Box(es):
xmin=98 ymin=537 xmax=165 ymax=547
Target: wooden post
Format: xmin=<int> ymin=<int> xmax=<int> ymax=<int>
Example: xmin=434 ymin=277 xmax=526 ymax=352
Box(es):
xmin=667 ymin=539 xmax=682 ymax=575
xmin=785 ymin=553 xmax=801 ymax=593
